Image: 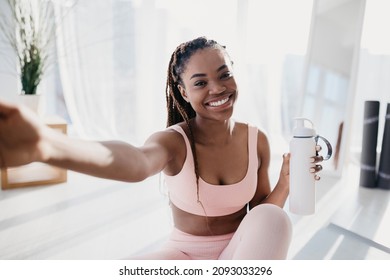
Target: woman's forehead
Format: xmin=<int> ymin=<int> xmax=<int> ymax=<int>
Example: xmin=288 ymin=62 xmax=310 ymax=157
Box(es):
xmin=184 ymin=48 xmax=231 ymax=74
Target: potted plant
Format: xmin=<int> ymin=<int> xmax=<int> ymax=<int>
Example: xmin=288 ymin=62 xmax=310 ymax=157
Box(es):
xmin=0 ymin=0 xmax=56 ymax=112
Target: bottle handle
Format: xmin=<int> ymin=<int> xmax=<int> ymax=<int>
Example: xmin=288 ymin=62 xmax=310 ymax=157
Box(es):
xmin=315 ymin=135 xmax=333 ymax=161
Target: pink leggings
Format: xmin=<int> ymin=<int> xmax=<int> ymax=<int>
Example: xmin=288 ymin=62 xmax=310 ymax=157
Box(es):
xmin=133 ymin=204 xmax=292 ymax=260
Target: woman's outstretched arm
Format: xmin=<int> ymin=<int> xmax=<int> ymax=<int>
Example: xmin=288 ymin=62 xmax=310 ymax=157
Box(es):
xmin=0 ymin=100 xmax=173 ymax=182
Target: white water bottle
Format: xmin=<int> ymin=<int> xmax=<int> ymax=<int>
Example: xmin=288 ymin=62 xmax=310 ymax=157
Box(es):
xmin=289 ymin=118 xmax=317 ymax=215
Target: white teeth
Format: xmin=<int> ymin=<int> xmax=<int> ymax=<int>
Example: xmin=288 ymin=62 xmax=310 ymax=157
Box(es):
xmin=208 ymin=97 xmax=229 ymax=107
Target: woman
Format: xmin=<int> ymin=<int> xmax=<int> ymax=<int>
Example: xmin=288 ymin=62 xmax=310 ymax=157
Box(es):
xmin=0 ymin=37 xmax=323 ymax=259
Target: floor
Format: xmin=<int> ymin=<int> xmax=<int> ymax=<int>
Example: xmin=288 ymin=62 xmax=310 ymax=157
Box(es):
xmin=0 ymin=158 xmax=389 ymax=260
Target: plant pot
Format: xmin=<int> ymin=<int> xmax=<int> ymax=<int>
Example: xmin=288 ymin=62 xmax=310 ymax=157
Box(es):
xmin=18 ymin=93 xmax=45 ymax=116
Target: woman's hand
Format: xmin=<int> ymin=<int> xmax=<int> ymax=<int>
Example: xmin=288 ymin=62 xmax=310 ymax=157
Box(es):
xmin=0 ymin=100 xmax=48 ymax=168
xmin=311 ymin=145 xmax=324 ymax=180
xmin=278 ymin=144 xmax=324 ymax=187
xmin=279 ymin=153 xmax=290 ymax=182
xmin=273 ymin=153 xmax=290 ymax=197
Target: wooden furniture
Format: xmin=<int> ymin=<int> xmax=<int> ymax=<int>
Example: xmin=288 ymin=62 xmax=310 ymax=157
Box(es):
xmin=1 ymin=116 xmax=68 ymax=190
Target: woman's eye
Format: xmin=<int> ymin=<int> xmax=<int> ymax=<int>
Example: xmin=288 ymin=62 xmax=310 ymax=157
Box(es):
xmin=194 ymin=81 xmax=206 ymax=87
xmin=221 ymin=72 xmax=233 ymax=79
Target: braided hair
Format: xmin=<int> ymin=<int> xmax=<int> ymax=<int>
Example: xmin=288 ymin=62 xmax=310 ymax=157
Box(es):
xmin=165 ymin=37 xmax=227 ymax=219
xmin=166 ymin=36 xmax=227 ymax=127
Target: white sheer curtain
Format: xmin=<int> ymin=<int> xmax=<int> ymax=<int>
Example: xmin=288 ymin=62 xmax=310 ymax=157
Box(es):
xmin=53 ymin=0 xmax=313 ymax=147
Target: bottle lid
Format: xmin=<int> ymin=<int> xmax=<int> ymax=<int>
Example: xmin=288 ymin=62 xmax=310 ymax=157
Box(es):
xmin=293 ymin=117 xmax=316 ymax=137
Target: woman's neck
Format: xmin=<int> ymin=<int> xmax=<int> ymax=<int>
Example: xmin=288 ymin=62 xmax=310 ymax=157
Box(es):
xmin=191 ymin=117 xmax=235 ymax=145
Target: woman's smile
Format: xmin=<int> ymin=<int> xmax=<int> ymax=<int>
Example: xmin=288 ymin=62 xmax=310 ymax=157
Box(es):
xmin=205 ymin=93 xmax=235 ymax=111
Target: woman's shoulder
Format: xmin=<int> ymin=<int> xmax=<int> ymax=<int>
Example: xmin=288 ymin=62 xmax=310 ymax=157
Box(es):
xmin=145 ymin=123 xmax=187 ymax=150
xmin=235 ymin=121 xmax=269 ymax=156
xmin=164 ymin=122 xmax=189 ymax=140
xmin=234 ymin=121 xmax=268 ymax=140
xmin=158 ymin=123 xmax=188 ymax=175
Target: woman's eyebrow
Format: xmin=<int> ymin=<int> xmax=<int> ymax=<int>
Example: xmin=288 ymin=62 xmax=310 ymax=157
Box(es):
xmin=217 ymin=64 xmax=228 ymax=72
xmin=190 ymin=64 xmax=228 ymax=80
xmin=190 ymin=73 xmax=206 ymax=80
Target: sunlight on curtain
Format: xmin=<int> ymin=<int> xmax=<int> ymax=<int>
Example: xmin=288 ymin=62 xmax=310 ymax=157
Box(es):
xmin=54 ymin=0 xmax=313 ymax=149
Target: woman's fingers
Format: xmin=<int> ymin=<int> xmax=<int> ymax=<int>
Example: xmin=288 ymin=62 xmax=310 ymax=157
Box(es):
xmin=310 ymin=164 xmax=323 ymax=173
xmin=0 ymin=99 xmax=18 ymax=116
xmin=281 ymin=153 xmax=290 ymax=176
xmin=310 ymin=157 xmax=322 ymax=182
xmin=311 ymin=155 xmax=324 ymax=163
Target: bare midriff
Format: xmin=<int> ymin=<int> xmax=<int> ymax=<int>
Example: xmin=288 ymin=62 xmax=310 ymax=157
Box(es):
xmin=170 ymin=203 xmax=247 ymax=236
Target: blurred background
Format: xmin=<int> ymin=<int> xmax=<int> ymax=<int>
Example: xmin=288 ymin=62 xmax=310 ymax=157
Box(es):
xmin=0 ymin=0 xmax=389 ymax=260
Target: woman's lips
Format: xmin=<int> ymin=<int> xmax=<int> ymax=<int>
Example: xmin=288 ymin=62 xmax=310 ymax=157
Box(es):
xmin=205 ymin=94 xmax=234 ymax=108
xmin=207 ymin=96 xmax=230 ymax=107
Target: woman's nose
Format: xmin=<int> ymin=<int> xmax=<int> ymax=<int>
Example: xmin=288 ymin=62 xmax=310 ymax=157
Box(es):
xmin=208 ymin=82 xmax=226 ymax=94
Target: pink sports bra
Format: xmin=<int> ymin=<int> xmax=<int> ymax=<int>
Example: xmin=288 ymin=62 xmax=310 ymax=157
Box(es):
xmin=164 ymin=124 xmax=258 ymax=217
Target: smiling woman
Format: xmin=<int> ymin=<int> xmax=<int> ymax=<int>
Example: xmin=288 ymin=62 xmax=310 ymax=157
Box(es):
xmin=0 ymin=0 xmax=319 ymax=261
xmin=177 ymin=48 xmax=237 ymax=119
xmin=0 ymin=36 xmax=326 ymax=259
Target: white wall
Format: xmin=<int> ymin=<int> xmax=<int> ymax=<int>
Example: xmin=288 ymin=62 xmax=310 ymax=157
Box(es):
xmin=0 ymin=71 xmax=17 ymax=102
xmin=0 ymin=0 xmax=17 ymax=102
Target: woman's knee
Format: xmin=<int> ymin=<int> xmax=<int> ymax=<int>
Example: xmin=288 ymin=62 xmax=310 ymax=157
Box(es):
xmin=247 ymin=203 xmax=292 ymax=236
xmin=228 ymin=204 xmax=293 ymax=259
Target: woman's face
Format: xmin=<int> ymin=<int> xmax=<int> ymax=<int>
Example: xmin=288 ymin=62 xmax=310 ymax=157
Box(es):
xmin=178 ymin=47 xmax=238 ymax=122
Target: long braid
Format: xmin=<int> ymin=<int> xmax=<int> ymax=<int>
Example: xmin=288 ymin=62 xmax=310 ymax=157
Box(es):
xmin=165 ymin=37 xmax=226 ymax=232
xmin=166 ymin=49 xmax=200 ymax=191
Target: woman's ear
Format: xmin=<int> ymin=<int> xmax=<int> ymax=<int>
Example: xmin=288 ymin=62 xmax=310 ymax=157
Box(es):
xmin=178 ymin=84 xmax=189 ymax=102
